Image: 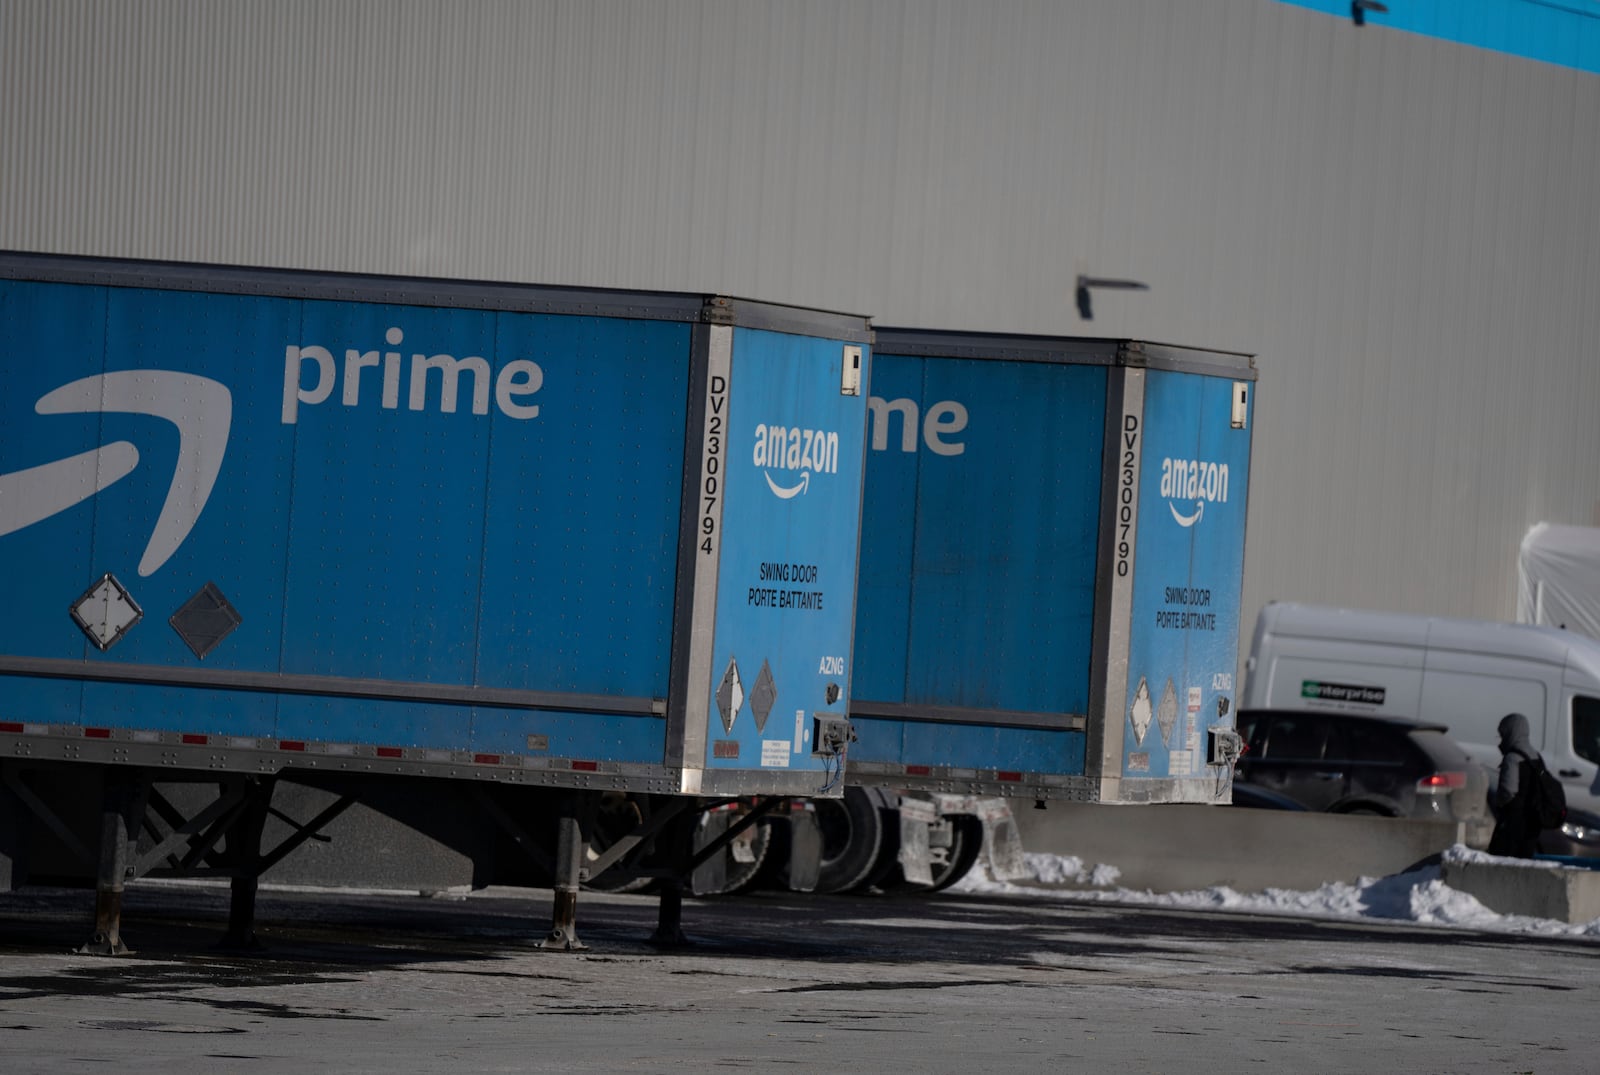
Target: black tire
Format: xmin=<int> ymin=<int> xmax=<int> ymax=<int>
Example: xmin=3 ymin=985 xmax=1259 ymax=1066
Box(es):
xmin=852 ymin=806 xmax=904 ymax=893
xmin=691 ymin=804 xmax=773 ymax=896
xmin=582 ymin=791 xmax=655 ymax=893
xmin=883 ymin=813 xmax=984 ymax=894
xmin=924 ymin=815 xmax=984 ymax=892
xmin=810 ymin=786 xmax=893 ymax=894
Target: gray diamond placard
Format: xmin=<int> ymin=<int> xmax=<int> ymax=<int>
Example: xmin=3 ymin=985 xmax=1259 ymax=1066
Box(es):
xmin=1158 ymin=678 xmax=1180 ymax=747
xmin=169 ymin=581 xmax=242 ymax=660
xmin=750 ymin=659 xmax=777 ymax=733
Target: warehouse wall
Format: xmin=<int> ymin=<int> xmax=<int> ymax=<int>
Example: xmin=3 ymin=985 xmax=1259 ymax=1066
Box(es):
xmin=4 ymin=0 xmax=1598 ymax=659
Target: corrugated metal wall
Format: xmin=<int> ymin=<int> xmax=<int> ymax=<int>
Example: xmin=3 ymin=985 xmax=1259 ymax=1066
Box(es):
xmin=5 ymin=0 xmax=1599 ymax=653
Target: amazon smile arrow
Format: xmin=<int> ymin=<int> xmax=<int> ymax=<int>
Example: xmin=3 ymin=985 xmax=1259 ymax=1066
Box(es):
xmin=0 ymin=370 xmax=232 ymax=576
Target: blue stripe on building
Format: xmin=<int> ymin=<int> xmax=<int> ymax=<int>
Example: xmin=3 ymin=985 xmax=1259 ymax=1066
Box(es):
xmin=1281 ymin=0 xmax=1600 ymax=75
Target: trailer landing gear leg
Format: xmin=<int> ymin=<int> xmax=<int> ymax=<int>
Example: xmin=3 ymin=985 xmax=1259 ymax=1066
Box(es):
xmin=649 ymin=808 xmax=697 ymax=948
xmin=77 ymin=772 xmax=146 ymax=956
xmin=538 ymin=796 xmax=589 ymax=951
xmin=220 ymin=778 xmax=273 ymax=951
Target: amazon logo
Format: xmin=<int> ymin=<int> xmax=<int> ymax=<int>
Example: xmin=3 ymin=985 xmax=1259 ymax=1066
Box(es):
xmin=1158 ymin=456 xmax=1230 ymax=529
xmin=0 ymin=371 xmax=231 ymax=576
xmin=750 ymin=423 xmax=839 ymax=500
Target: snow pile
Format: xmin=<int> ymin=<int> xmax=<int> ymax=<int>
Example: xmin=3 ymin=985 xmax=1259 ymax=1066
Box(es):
xmin=1020 ymin=853 xmax=1122 ymax=888
xmin=952 ymin=846 xmax=1600 ymax=939
xmin=1440 ymin=843 xmax=1571 ymax=870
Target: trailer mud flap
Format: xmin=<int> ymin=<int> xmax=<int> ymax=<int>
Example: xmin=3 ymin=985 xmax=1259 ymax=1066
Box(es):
xmin=978 ymin=798 xmax=1026 ymax=882
xmin=896 ymin=795 xmax=938 ymax=887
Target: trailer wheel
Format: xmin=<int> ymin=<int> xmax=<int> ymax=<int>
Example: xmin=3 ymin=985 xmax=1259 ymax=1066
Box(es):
xmin=716 ymin=815 xmax=772 ymax=895
xmin=582 ymin=792 xmax=655 ymax=893
xmin=923 ymin=814 xmax=983 ymax=892
xmin=852 ymin=816 xmax=902 ymax=893
xmin=882 ymin=813 xmax=985 ymax=894
xmin=810 ymin=786 xmax=893 ymax=894
xmin=691 ymin=803 xmax=773 ymax=896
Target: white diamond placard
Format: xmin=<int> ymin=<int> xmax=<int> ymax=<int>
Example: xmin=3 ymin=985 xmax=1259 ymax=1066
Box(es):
xmin=1129 ymin=676 xmax=1152 ymax=744
xmin=70 ymin=574 xmax=142 ymax=651
xmin=716 ymin=657 xmax=744 ymax=734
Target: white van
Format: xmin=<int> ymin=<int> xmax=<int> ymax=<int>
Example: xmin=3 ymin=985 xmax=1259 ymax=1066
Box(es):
xmin=1241 ymin=602 xmax=1600 ymax=814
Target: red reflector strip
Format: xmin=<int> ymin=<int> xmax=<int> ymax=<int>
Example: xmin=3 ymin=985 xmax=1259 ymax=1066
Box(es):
xmin=0 ymin=722 xmax=22 ymax=734
xmin=905 ymin=765 xmax=932 ymax=776
xmin=181 ymin=733 xmax=208 ymax=745
xmin=997 ymin=770 xmax=1022 ymax=782
xmin=279 ymin=740 xmax=306 ymax=751
xmin=474 ymin=753 xmax=500 ymax=765
xmin=571 ymin=760 xmax=599 ymax=772
xmin=1417 ymin=771 xmax=1466 ymax=790
xmin=84 ymin=727 xmax=111 ymax=739
xmin=376 ymin=747 xmax=404 ymax=759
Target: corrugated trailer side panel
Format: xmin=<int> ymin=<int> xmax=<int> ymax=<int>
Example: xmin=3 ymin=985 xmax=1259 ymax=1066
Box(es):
xmin=849 ymin=336 xmax=1112 ymax=796
xmin=868 ymin=355 xmax=1107 ymax=713
xmin=849 ymin=334 xmax=1255 ymax=804
xmin=0 ymin=273 xmax=691 ymax=760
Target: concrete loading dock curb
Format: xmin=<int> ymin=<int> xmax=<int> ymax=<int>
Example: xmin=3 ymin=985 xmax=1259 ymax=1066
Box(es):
xmin=1016 ymin=804 xmax=1600 ymax=925
xmin=1441 ymin=854 xmax=1600 ymax=924
xmin=1014 ymin=802 xmax=1468 ymax=893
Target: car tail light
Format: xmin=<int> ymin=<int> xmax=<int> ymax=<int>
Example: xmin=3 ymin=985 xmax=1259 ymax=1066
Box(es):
xmin=1416 ymin=771 xmax=1466 ymax=793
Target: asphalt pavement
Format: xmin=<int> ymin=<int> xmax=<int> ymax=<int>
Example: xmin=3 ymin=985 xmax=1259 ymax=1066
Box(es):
xmin=0 ymin=881 xmax=1592 ymax=1073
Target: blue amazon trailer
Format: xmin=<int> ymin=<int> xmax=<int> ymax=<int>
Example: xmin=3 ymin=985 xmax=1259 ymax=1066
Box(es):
xmin=0 ymin=251 xmax=873 ymax=949
xmin=819 ymin=330 xmax=1256 ymax=891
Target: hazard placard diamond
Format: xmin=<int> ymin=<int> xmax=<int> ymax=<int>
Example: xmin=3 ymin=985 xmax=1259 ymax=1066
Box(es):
xmin=70 ymin=573 xmax=142 ymax=651
xmin=169 ymin=581 xmax=242 ymax=660
xmin=1129 ymin=676 xmax=1152 ymax=744
xmin=716 ymin=657 xmax=744 ymax=734
xmin=1158 ymin=678 xmax=1180 ymax=746
xmin=750 ymin=659 xmax=777 ymax=733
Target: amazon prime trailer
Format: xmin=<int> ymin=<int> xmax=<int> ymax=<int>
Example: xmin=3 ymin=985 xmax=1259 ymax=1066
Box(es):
xmin=0 ymin=251 xmax=872 ymax=950
xmin=819 ymin=330 xmax=1257 ymax=892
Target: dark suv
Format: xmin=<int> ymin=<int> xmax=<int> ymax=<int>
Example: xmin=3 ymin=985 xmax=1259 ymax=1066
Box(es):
xmin=1233 ymin=710 xmax=1489 ymax=833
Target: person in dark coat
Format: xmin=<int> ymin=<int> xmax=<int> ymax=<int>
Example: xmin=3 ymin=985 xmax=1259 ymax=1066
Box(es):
xmin=1488 ymin=712 xmax=1543 ymax=858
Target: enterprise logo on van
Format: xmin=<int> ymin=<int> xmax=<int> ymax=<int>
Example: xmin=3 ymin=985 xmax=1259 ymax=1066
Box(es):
xmin=1301 ymin=680 xmax=1386 ymax=706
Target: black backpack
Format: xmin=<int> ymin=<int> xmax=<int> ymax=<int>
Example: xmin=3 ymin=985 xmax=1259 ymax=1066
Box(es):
xmin=1527 ymin=757 xmax=1569 ymax=829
